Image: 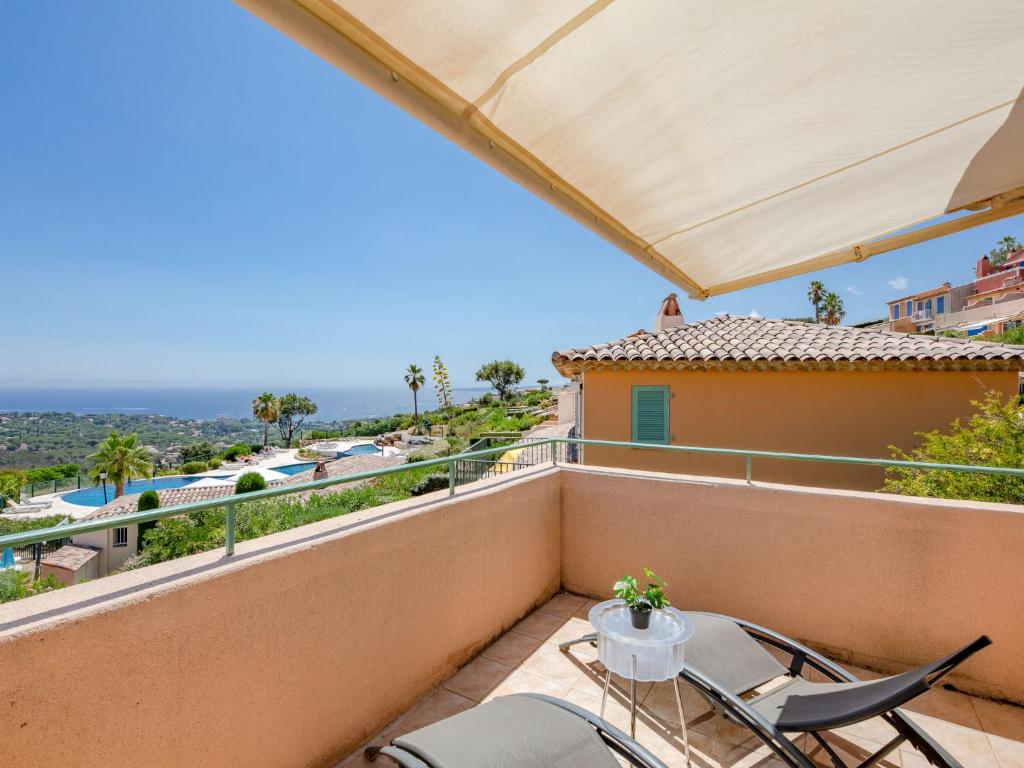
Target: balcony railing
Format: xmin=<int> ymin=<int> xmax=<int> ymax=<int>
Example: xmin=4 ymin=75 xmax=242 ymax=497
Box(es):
xmin=3 ymin=437 xmax=1023 ymax=557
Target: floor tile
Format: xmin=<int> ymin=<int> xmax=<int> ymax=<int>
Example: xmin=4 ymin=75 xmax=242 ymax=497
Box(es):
xmin=441 ymin=656 xmax=513 ymax=702
xmin=973 ymin=698 xmax=1024 ymax=742
xmin=482 ymin=667 xmax=573 ymax=701
xmin=479 ymin=629 xmax=544 ymax=667
xmin=518 ymin=643 xmax=586 ymax=687
xmin=988 ymin=732 xmax=1024 ymax=768
xmin=905 ymin=712 xmax=998 ymax=768
xmin=538 ymin=592 xmax=587 ymax=618
xmin=511 ymin=608 xmax=567 ymax=640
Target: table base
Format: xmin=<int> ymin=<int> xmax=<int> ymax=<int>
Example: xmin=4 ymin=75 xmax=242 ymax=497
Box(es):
xmin=560 ymin=633 xmax=691 ymax=765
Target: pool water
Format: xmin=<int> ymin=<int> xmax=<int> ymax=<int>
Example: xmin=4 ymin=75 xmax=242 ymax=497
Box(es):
xmin=62 ymin=476 xmax=217 ymax=508
xmin=273 ymin=462 xmax=317 ymax=476
xmin=337 ymin=443 xmax=382 ymax=458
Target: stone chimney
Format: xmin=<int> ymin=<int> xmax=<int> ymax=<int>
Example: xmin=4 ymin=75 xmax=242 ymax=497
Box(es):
xmin=977 ymin=255 xmax=993 ymax=278
xmin=654 ymin=293 xmax=685 ymax=331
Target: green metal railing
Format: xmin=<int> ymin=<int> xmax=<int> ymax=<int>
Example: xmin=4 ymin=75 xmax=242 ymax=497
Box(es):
xmin=3 ymin=437 xmax=1022 ymax=557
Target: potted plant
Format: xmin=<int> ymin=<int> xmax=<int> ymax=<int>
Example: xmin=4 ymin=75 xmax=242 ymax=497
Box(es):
xmin=613 ymin=568 xmax=671 ymax=630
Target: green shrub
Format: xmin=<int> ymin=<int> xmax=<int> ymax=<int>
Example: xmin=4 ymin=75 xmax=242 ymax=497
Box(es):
xmin=0 ymin=470 xmax=26 ymax=504
xmin=525 ymin=391 xmax=549 ymax=406
xmin=23 ymin=464 xmax=80 ymax=484
xmin=180 ymin=441 xmax=215 ymax=462
xmin=881 ymin=392 xmax=1024 ymax=503
xmin=0 ymin=515 xmax=66 ymax=537
xmin=407 ymin=440 xmax=462 ymax=463
xmin=0 ymin=570 xmax=65 ymax=604
xmin=220 ymin=443 xmax=252 ymax=461
xmin=207 ymin=459 xmax=222 ymax=470
xmin=179 ymin=461 xmax=208 ymax=475
xmin=234 ymin=472 xmax=267 ymax=494
xmin=410 ymin=473 xmax=449 ymax=496
xmin=137 ymin=490 xmax=160 ymax=512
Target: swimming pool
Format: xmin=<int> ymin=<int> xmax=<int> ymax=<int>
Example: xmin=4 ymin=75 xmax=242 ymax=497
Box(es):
xmin=61 ymin=476 xmax=220 ymax=508
xmin=336 ymin=443 xmax=382 ymax=458
xmin=273 ymin=462 xmax=317 ymax=476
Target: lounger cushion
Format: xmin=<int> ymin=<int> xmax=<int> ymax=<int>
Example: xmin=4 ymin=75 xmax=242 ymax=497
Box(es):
xmin=392 ymin=695 xmax=621 ymax=768
xmin=682 ymin=613 xmax=789 ymax=695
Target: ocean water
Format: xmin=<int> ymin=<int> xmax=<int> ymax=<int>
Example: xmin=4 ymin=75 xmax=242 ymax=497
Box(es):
xmin=0 ymin=387 xmax=489 ymax=422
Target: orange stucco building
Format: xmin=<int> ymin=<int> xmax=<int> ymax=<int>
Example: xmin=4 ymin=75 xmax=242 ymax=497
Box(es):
xmin=553 ymin=297 xmax=1024 ymax=490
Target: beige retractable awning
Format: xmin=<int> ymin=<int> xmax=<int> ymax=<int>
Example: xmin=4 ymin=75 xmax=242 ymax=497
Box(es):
xmin=237 ymin=0 xmax=1024 ymax=298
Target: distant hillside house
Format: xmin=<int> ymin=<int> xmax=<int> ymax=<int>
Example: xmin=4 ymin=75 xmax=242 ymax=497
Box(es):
xmin=552 ymin=297 xmax=1024 ymax=490
xmin=887 ymin=248 xmax=1024 ymax=337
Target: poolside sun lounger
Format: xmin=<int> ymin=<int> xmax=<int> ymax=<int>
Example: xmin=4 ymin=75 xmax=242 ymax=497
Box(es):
xmin=364 ymin=693 xmax=669 ymax=767
xmin=679 ymin=612 xmax=991 ymax=768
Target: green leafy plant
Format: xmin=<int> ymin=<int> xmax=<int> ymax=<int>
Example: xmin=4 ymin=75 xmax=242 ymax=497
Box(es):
xmin=234 ymin=472 xmax=267 ymax=494
xmin=0 ymin=570 xmax=65 ymax=604
xmin=220 ymin=443 xmax=253 ymax=461
xmin=179 ymin=461 xmax=208 ymax=475
xmin=252 ymin=392 xmax=280 ymax=449
xmin=432 ymin=355 xmax=454 ymax=424
xmin=88 ymin=431 xmax=153 ymax=498
xmin=137 ymin=490 xmax=160 ymax=512
xmin=276 ymin=393 xmax=318 ymax=446
xmin=881 ymin=392 xmax=1024 ymax=503
xmin=475 ymin=360 xmax=525 ymax=401
xmin=410 ymin=473 xmax=450 ymax=496
xmin=613 ymin=568 xmax=670 ymax=609
xmin=207 ymin=459 xmax=222 ymax=470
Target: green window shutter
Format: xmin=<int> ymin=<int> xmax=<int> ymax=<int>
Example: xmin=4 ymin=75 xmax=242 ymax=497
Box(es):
xmin=631 ymin=386 xmax=670 ymax=444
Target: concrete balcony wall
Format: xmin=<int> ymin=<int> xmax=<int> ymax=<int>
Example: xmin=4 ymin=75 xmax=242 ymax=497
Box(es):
xmin=0 ymin=469 xmax=562 ymax=768
xmin=2 ymin=464 xmax=1023 ymax=768
xmin=560 ymin=465 xmax=1024 ymax=702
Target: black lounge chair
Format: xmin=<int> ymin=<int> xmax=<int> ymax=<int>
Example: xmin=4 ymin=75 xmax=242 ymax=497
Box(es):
xmin=364 ymin=692 xmax=669 ymax=767
xmin=679 ymin=612 xmax=992 ymax=768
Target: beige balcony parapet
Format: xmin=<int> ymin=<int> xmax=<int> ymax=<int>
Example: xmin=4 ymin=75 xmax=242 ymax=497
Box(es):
xmin=1 ymin=464 xmax=1022 ymax=767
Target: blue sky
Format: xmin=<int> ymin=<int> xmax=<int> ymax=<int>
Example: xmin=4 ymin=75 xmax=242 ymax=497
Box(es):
xmin=2 ymin=2 xmax=1020 ymax=389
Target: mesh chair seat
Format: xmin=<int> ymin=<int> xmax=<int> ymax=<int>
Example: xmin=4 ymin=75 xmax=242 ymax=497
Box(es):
xmin=392 ymin=695 xmax=622 ymax=768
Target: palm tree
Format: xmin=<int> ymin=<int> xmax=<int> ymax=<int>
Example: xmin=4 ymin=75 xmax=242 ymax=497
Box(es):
xmin=822 ymin=291 xmax=846 ymax=326
xmin=990 ymin=235 xmax=1023 ymax=266
xmin=405 ymin=364 xmax=426 ymax=435
xmin=88 ymin=431 xmax=152 ymax=499
xmin=252 ymin=392 xmax=280 ymax=449
xmin=807 ymin=280 xmax=826 ymax=323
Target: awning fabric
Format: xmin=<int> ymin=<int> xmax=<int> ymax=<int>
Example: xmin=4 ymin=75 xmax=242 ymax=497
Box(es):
xmin=237 ymin=1 xmax=1024 ymax=298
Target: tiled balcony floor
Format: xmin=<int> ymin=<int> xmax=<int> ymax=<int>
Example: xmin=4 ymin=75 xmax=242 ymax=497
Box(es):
xmin=340 ymin=594 xmax=1024 ymax=768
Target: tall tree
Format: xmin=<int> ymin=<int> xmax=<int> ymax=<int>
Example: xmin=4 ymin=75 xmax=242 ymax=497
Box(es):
xmin=251 ymin=392 xmax=280 ymax=449
xmin=432 ymin=356 xmax=454 ymax=425
xmin=405 ymin=364 xmax=426 ymax=434
xmin=475 ymin=360 xmax=525 ymax=401
xmin=276 ymin=393 xmax=318 ymax=446
xmin=537 ymin=378 xmax=550 ymax=392
xmin=821 ymin=292 xmax=846 ymax=326
xmin=88 ymin=431 xmax=152 ymax=499
xmin=989 ymin=235 xmax=1023 ymax=267
xmin=807 ymin=280 xmax=826 ymax=323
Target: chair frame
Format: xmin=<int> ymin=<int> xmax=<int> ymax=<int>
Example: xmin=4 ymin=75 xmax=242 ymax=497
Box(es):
xmin=679 ymin=612 xmax=974 ymax=768
xmin=364 ymin=692 xmax=670 ymax=768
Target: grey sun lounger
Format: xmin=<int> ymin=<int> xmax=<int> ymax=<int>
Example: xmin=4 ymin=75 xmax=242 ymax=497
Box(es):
xmin=364 ymin=693 xmax=669 ymax=767
xmin=679 ymin=612 xmax=992 ymax=768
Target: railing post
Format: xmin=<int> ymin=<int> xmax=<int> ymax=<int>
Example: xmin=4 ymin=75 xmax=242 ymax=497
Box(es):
xmin=448 ymin=460 xmax=456 ymax=495
xmin=551 ymin=440 xmax=557 ymax=466
xmin=225 ymin=502 xmax=236 ymax=556
xmin=745 ymin=455 xmax=752 ymax=483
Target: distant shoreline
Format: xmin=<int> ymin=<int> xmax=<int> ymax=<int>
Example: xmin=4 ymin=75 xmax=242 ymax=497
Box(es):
xmin=0 ymin=386 xmax=492 ymax=423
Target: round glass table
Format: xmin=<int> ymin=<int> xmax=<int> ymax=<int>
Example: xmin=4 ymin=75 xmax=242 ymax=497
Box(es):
xmin=561 ymin=599 xmax=694 ymax=763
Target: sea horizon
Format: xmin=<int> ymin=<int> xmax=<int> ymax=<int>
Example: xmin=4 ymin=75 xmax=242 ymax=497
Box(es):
xmin=0 ymin=386 xmax=491 ymax=422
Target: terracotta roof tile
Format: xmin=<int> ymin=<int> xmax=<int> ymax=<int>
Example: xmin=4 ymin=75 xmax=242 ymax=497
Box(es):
xmin=552 ymin=315 xmax=1024 ymax=375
